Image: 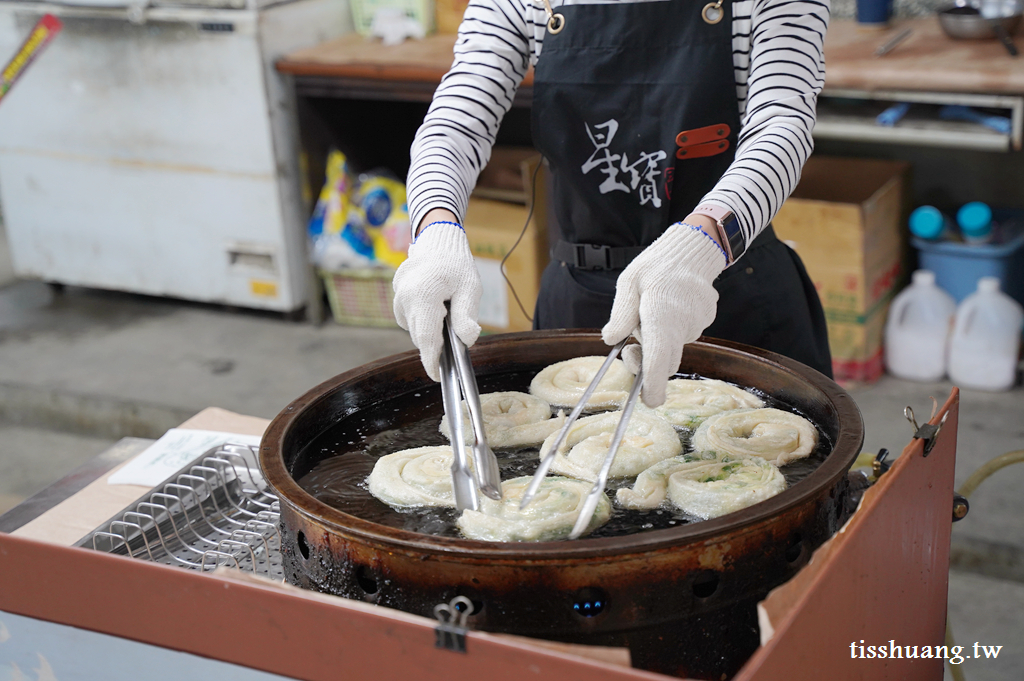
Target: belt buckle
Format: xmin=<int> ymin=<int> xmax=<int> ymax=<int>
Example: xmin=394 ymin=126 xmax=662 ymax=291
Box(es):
xmin=574 ymin=244 xmax=611 ymax=270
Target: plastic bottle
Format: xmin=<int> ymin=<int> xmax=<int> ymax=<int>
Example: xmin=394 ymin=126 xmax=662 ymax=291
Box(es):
xmin=957 ymin=202 xmax=994 ymax=244
xmin=948 ymin=277 xmax=1024 ymax=391
xmin=885 ymin=270 xmax=958 ymax=382
xmin=909 ymin=206 xmax=955 ymax=241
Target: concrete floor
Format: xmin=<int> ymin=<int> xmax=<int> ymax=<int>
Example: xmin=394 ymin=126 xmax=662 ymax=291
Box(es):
xmin=0 ymin=265 xmax=1021 ymax=677
xmin=946 ymin=571 xmax=1024 ymax=681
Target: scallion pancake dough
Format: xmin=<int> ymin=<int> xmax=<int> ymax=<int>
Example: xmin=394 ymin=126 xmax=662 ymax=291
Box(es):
xmin=614 ymin=451 xmax=719 ymax=509
xmin=692 ymin=408 xmax=818 ymax=466
xmin=457 ymin=476 xmax=611 ymax=542
xmin=529 ymin=356 xmax=634 ymax=410
xmin=439 ymin=391 xmax=566 ymax=448
xmin=367 ymin=445 xmax=473 ymax=509
xmin=617 ymin=453 xmax=786 ymax=519
xmin=542 ymin=410 xmax=682 ymax=482
xmin=655 ymin=378 xmax=764 ymax=429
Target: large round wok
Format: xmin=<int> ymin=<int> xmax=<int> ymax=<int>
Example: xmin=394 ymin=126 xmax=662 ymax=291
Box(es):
xmin=259 ymin=332 xmax=863 ymax=679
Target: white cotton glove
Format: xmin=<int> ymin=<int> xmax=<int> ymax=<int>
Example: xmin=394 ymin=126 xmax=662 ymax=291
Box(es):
xmin=392 ymin=222 xmax=482 ymax=381
xmin=602 ymin=223 xmax=728 ymax=408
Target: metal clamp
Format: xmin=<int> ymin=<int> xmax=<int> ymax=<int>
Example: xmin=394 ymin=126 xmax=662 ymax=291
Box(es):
xmin=905 ymin=406 xmax=949 ymax=457
xmin=434 ymin=596 xmax=474 ymax=653
xmin=536 ymin=0 xmax=565 ymax=34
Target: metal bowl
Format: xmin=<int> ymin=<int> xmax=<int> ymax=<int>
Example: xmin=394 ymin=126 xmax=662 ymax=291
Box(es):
xmin=260 ymin=332 xmax=864 ymax=678
xmin=938 ymin=4 xmax=1022 ymax=39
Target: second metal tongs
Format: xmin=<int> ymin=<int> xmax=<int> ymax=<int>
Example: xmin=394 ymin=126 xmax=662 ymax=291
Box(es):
xmin=519 ymin=339 xmax=645 ymax=539
xmin=438 ymin=307 xmax=502 ymax=511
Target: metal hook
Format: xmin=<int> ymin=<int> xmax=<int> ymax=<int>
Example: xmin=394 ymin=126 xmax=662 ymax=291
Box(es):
xmin=216 ymin=539 xmax=257 ymax=572
xmin=535 ymin=0 xmax=565 ymax=34
xmin=201 ymin=550 xmax=240 ymax=571
xmin=109 ymin=520 xmax=155 ymax=562
xmin=212 ymin=448 xmax=277 ymax=505
xmin=93 ymin=531 xmax=131 ymax=557
xmin=177 ymin=475 xmax=233 ymax=537
xmin=904 ymin=405 xmax=920 ymax=433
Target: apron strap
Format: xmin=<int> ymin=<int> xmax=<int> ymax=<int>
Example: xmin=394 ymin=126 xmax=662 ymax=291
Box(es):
xmin=553 ymin=241 xmax=646 ymax=271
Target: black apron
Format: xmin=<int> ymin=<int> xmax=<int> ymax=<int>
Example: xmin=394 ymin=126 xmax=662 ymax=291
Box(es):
xmin=529 ymin=0 xmax=833 ymax=378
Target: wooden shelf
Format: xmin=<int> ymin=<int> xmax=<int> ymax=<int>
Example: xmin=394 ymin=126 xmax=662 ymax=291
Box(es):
xmin=816 ymin=89 xmax=1023 ymax=151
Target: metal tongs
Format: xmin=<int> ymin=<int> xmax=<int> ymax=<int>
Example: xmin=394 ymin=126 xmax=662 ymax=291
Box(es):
xmin=438 ymin=307 xmax=502 ymax=511
xmin=519 ymin=339 xmax=645 ymax=539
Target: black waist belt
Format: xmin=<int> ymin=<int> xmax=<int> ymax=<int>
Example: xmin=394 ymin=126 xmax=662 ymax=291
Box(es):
xmin=553 ymin=241 xmax=647 ymax=271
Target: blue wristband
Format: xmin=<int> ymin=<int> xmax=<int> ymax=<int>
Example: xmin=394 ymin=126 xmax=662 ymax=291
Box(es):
xmin=679 ymin=222 xmax=729 ymax=264
xmin=417 ymin=220 xmax=464 ymax=241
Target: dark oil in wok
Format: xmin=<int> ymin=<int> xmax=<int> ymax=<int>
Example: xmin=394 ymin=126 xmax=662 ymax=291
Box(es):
xmin=294 ymin=371 xmax=833 ymax=541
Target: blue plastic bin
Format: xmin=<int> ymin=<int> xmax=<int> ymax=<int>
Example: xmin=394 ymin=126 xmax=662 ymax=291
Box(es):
xmin=913 ymin=228 xmax=1024 ymax=306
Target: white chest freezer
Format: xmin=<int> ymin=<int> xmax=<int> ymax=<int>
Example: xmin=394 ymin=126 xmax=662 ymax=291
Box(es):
xmin=0 ymin=0 xmax=351 ymax=311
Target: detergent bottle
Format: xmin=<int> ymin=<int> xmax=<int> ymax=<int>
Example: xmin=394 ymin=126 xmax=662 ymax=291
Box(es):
xmin=948 ymin=277 xmax=1024 ymax=391
xmin=885 ymin=270 xmax=957 ymax=382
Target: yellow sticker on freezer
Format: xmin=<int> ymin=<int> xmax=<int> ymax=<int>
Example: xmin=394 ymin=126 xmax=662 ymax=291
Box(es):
xmin=250 ymin=279 xmax=279 ymax=298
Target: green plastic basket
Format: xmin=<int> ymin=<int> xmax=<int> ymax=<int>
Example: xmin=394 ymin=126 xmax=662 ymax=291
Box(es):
xmin=320 ymin=268 xmax=399 ymax=328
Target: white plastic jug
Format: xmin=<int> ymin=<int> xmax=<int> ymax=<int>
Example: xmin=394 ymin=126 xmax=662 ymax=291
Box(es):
xmin=948 ymin=277 xmax=1024 ymax=391
xmin=885 ymin=270 xmax=957 ymax=382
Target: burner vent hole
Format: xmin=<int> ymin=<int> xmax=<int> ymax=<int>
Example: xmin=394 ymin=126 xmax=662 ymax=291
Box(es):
xmin=785 ymin=533 xmax=804 ymax=563
xmin=297 ymin=531 xmax=310 ymax=560
xmin=692 ymin=572 xmax=719 ymax=599
xmin=454 ymin=594 xmax=484 ymax=616
xmin=572 ymin=587 xmax=607 ymax=617
xmin=356 ymin=565 xmax=379 ymax=594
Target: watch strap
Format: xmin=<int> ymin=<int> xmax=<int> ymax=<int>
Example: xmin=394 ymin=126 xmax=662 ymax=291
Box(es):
xmin=692 ymin=202 xmax=745 ymax=263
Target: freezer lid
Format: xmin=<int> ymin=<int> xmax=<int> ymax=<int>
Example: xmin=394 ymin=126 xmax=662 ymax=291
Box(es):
xmin=10 ymin=0 xmax=295 ymax=11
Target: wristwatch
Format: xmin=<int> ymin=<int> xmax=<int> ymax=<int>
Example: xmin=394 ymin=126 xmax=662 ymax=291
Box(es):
xmin=691 ymin=203 xmax=743 ymax=264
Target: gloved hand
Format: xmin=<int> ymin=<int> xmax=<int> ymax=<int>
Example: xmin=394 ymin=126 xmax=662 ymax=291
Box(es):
xmin=602 ymin=222 xmax=728 ymax=408
xmin=392 ymin=221 xmax=482 ymax=381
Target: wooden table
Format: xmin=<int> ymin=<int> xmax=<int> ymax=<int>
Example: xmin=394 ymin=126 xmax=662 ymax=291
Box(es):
xmin=277 ymin=32 xmax=534 ymax=105
xmin=824 ymin=17 xmax=1024 ymax=95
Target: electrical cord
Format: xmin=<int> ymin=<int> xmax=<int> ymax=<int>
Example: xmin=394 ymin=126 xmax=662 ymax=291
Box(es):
xmin=500 ymin=156 xmax=544 ymax=324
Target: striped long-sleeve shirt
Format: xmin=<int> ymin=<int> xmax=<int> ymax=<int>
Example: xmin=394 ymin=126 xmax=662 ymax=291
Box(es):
xmin=407 ymin=0 xmax=829 ymax=256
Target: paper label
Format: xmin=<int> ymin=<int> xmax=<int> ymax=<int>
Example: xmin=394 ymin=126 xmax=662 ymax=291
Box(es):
xmin=250 ymin=279 xmax=278 ymax=297
xmin=107 ymin=429 xmax=263 ymax=487
xmin=474 ymin=257 xmax=509 ymax=328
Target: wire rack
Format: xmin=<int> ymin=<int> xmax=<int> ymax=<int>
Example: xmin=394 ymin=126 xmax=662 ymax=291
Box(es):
xmin=77 ymin=443 xmax=284 ymax=580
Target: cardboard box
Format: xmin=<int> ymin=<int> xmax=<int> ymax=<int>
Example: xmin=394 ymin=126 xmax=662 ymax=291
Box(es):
xmin=435 ymin=0 xmax=468 ymax=33
xmin=772 ymin=157 xmax=910 ymax=383
xmin=464 ymin=155 xmax=548 ymax=333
